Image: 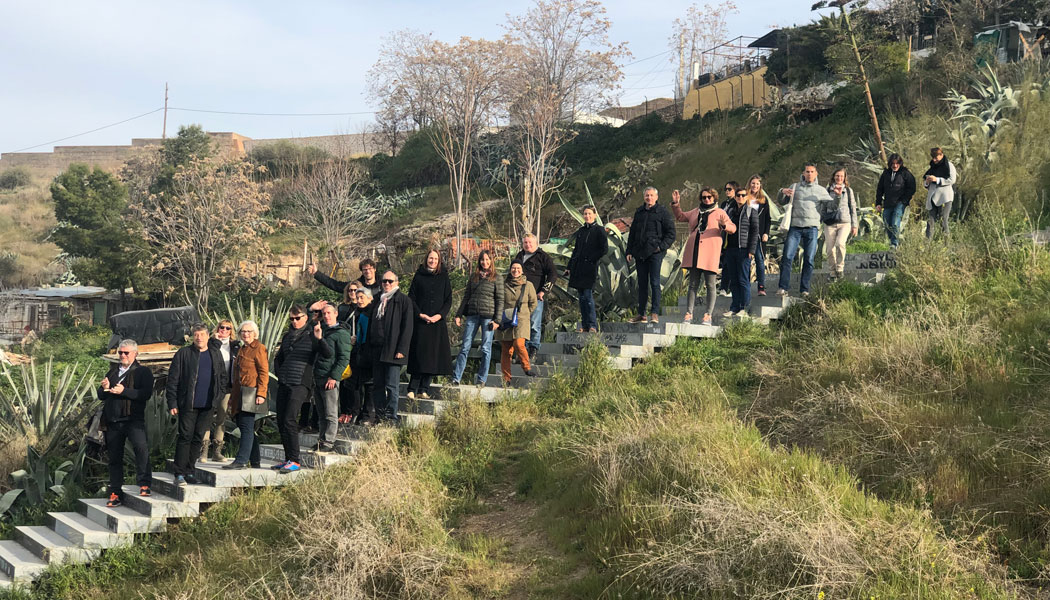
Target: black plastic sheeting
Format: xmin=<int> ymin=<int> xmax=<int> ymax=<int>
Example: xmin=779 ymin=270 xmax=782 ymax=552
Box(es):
xmin=107 ymin=306 xmax=200 ymax=349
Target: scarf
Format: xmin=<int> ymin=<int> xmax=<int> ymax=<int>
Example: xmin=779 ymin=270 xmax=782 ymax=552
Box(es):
xmin=377 ymin=290 xmax=396 ymax=320
xmin=925 ymin=158 xmax=950 ymax=181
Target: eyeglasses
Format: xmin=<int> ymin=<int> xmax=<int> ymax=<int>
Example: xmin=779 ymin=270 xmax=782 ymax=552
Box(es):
xmin=736 ymin=192 xmax=747 ymax=197
xmin=724 ymin=187 xmax=733 ymax=191
xmin=382 ymin=279 xmax=396 ymax=284
xmin=700 ymin=194 xmax=713 ymax=199
xmin=217 ymin=325 xmax=232 ymax=331
xmin=290 ymin=315 xmax=306 ymax=322
xmin=117 ymin=350 xmax=133 ymax=356
xmin=238 ymin=330 xmax=251 ymax=334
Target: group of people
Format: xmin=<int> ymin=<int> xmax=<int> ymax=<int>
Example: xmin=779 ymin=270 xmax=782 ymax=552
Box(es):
xmin=97 ymin=150 xmax=959 ymax=501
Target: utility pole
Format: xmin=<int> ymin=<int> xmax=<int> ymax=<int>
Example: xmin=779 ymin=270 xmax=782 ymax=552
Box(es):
xmin=162 ymin=83 xmax=169 ymax=140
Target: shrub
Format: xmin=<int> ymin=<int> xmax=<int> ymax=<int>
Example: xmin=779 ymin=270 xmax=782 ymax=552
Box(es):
xmin=0 ymin=167 xmax=31 ymax=191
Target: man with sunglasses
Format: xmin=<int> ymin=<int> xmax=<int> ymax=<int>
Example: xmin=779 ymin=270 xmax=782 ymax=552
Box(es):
xmin=166 ymin=324 xmax=229 ymax=486
xmin=272 ymin=305 xmax=331 ymax=472
xmin=100 ymin=339 xmax=155 ymax=507
xmin=368 ymin=272 xmax=413 ymax=423
xmin=200 ymin=320 xmax=241 ymax=463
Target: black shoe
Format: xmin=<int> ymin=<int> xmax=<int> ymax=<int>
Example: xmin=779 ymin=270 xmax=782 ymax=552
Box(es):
xmin=317 ymin=442 xmax=335 ymax=453
xmin=250 ymin=463 xmax=262 ymax=469
xmin=222 ymin=461 xmax=249 ymax=470
xmin=185 ymin=474 xmax=199 ymax=485
xmin=527 ymin=347 xmax=537 ymax=362
xmin=524 ymin=369 xmax=539 ymax=377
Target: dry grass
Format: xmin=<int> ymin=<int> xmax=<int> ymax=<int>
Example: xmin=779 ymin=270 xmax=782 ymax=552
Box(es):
xmin=0 ymin=179 xmax=62 ymax=287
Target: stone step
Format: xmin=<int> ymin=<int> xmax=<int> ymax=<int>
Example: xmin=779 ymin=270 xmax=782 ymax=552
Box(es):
xmin=487 ymin=363 xmax=560 ymax=377
xmin=164 ymin=459 xmax=315 ymax=488
xmin=538 ymin=341 xmax=655 ymax=359
xmin=0 ymin=540 xmax=48 ymax=582
xmin=77 ymin=498 xmax=166 ymax=534
xmin=121 ymin=486 xmax=200 ymax=519
xmin=298 ymin=429 xmax=377 ymax=449
xmin=397 ymin=398 xmax=446 ymax=416
xmin=0 ymin=571 xmax=12 ymax=590
xmin=14 ymin=525 xmax=99 ymax=565
xmin=555 ymin=331 xmax=677 ymax=347
xmin=434 ymin=384 xmax=527 ymax=401
xmin=47 ymin=511 xmax=133 ymax=549
xmin=150 ymin=473 xmax=232 ymax=503
xmin=457 ymin=346 xmax=633 ymax=370
xmin=597 ymin=321 xmax=722 ymax=339
xmin=258 ymin=444 xmax=353 ymax=469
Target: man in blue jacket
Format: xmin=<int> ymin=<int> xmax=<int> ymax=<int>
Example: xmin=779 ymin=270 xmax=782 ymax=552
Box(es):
xmin=166 ymin=324 xmax=228 ymax=486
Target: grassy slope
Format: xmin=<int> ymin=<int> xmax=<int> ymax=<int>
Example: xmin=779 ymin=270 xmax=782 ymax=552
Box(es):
xmin=0 ymin=179 xmax=61 ymax=288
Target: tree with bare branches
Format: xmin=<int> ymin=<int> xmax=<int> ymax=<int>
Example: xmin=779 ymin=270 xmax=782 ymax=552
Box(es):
xmin=129 ymin=157 xmax=272 ymax=312
xmin=669 ymin=1 xmax=739 ymax=100
xmin=284 ymin=160 xmax=370 ymax=253
xmin=503 ymin=0 xmax=628 ymax=237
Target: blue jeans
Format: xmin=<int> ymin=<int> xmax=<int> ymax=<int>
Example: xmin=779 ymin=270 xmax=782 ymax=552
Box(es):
xmin=636 ymin=251 xmax=665 ymax=316
xmin=527 ymin=299 xmax=545 ymax=352
xmin=577 ymin=288 xmax=597 ymax=330
xmin=726 ymin=247 xmax=752 ymax=313
xmin=372 ymin=361 xmax=401 ymax=422
xmin=754 ymin=241 xmax=766 ymax=288
xmin=453 ymin=316 xmax=494 ymax=385
xmin=234 ymin=412 xmax=260 ymax=466
xmin=778 ymin=226 xmax=819 ymax=294
xmin=884 ymin=203 xmax=905 ymax=247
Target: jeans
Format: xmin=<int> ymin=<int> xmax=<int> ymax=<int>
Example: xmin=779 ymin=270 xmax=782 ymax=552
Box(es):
xmin=778 ymin=226 xmax=819 ymax=294
xmin=174 ymin=407 xmax=213 ymax=476
xmin=233 ymin=412 xmax=260 ymax=466
xmin=725 ymin=247 xmax=752 ymax=313
xmin=577 ymin=288 xmax=597 ymax=330
xmin=685 ymin=268 xmax=717 ymax=319
xmin=527 ymin=299 xmax=545 ymax=352
xmin=824 ymin=222 xmax=851 ymax=275
xmin=314 ymin=377 xmax=340 ymax=444
xmin=754 ymin=241 xmax=766 ymax=288
xmin=275 ymin=383 xmax=310 ymax=464
xmin=883 ymin=202 xmax=905 ymax=248
xmin=927 ymin=202 xmax=951 ymax=239
xmin=106 ymin=419 xmax=150 ymax=497
xmin=500 ymin=338 xmax=530 ymax=381
xmin=636 ymin=251 xmax=665 ymax=316
xmin=453 ymin=315 xmax=494 ymax=385
xmin=372 ymin=360 xmax=401 ymax=422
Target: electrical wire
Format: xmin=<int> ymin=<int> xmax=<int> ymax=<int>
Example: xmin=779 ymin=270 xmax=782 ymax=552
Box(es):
xmin=168 ymin=107 xmax=375 ymax=117
xmin=4 ymin=108 xmax=164 ymax=154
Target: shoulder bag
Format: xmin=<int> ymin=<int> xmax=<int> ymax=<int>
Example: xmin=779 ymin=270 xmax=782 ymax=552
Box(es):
xmin=500 ymin=285 xmax=527 ymax=330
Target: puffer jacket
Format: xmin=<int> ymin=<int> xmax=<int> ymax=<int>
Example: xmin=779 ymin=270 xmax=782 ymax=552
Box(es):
xmin=274 ymin=324 xmax=330 ymax=387
xmin=824 ymin=185 xmax=858 ymax=228
xmin=457 ymin=275 xmax=503 ymax=321
xmin=626 ymin=202 xmax=676 ymax=260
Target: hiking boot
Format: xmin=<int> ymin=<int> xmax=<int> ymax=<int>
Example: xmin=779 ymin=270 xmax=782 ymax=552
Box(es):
xmin=139 ymin=486 xmax=151 ymax=497
xmin=209 ymin=441 xmax=225 ymax=463
xmin=106 ymin=493 xmax=122 ymax=508
xmin=279 ymin=462 xmax=302 ymax=473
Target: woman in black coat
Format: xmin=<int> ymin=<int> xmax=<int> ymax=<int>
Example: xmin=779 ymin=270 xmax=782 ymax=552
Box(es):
xmin=565 ymin=205 xmax=609 ymax=332
xmin=406 ymin=249 xmax=453 ymax=398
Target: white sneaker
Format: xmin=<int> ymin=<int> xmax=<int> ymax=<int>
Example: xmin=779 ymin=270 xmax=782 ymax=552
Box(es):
xmin=776 ymin=289 xmax=789 ymax=297
xmin=406 ymin=391 xmax=415 ymax=400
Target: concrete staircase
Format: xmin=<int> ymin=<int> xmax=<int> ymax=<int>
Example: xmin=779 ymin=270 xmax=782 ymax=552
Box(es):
xmin=0 ymin=257 xmax=887 ymax=591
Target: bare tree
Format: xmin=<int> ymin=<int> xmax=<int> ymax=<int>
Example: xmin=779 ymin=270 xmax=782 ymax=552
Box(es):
xmin=130 ymin=157 xmax=272 ymax=313
xmin=369 ymin=33 xmax=508 ymax=265
xmin=669 ymin=1 xmax=739 ymax=100
xmin=504 ymin=0 xmax=628 ymax=237
xmin=371 ymin=106 xmax=413 ymax=156
xmin=285 ymin=160 xmax=370 ymax=253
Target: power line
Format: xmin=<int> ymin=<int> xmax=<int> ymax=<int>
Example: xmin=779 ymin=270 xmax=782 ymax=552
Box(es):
xmin=621 ymin=49 xmax=673 ymax=67
xmin=4 ymin=108 xmax=164 ymax=154
xmin=168 ymin=107 xmax=375 ymax=117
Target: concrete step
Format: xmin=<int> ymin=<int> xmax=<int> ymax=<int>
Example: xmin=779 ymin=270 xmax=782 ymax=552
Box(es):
xmin=77 ymin=498 xmax=166 ymax=534
xmin=164 ymin=459 xmax=315 ymax=488
xmin=538 ymin=341 xmax=655 ymax=359
xmin=15 ymin=525 xmax=99 ymax=565
xmin=397 ymin=397 xmax=446 ymax=416
xmin=258 ymin=444 xmax=353 ymax=469
xmin=0 ymin=571 xmax=12 ymax=590
xmin=299 ymin=429 xmax=376 ymax=450
xmin=598 ymin=321 xmax=722 ymax=339
xmin=0 ymin=540 xmax=48 ymax=582
xmin=434 ymin=384 xmax=527 ymax=401
xmin=47 ymin=511 xmax=133 ymax=549
xmin=150 ymin=473 xmax=233 ymax=503
xmin=487 ymin=363 xmax=560 ymax=377
xmin=121 ymin=486 xmax=200 ymax=519
xmin=555 ymin=331 xmax=677 ymax=347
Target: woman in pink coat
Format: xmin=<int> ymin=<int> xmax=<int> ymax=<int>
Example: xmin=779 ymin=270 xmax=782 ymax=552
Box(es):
xmin=672 ymin=187 xmax=736 ymax=325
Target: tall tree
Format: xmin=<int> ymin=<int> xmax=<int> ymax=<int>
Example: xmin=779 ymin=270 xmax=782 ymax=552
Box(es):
xmin=669 ymin=1 xmax=739 ymax=99
xmin=50 ymin=164 xmax=144 ymax=296
xmin=503 ymin=0 xmax=628 ymax=237
xmin=284 ymin=160 xmax=371 ymax=252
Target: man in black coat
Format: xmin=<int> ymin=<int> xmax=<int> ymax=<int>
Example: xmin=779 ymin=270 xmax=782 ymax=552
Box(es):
xmin=100 ymin=339 xmax=155 ymax=507
xmin=875 ymin=153 xmax=917 ymax=249
xmin=565 ymin=205 xmax=609 ymax=332
xmin=512 ymin=234 xmax=557 ymax=360
xmin=307 ymin=258 xmax=382 ymax=298
xmin=166 ymin=324 xmax=228 ymax=486
xmin=369 ymin=271 xmax=414 ymax=423
xmin=626 ymin=187 xmax=676 ymax=323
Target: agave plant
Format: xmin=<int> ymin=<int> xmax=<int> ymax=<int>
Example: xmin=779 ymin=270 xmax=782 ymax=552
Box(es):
xmin=543 ymin=184 xmax=681 ymax=322
xmin=207 ymin=295 xmax=289 ymax=376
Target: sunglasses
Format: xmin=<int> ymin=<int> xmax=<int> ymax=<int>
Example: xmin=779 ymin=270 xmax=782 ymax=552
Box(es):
xmin=117 ymin=350 xmax=133 ymax=356
xmin=724 ymin=187 xmax=733 ymax=191
xmin=382 ymin=279 xmax=397 ymax=284
xmin=736 ymin=192 xmax=747 ymax=197
xmin=290 ymin=315 xmax=306 ymax=322
xmin=701 ymin=194 xmax=713 ymax=199
xmin=217 ymin=325 xmax=232 ymax=331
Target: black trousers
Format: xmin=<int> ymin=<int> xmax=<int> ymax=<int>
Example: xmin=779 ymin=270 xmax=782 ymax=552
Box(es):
xmin=106 ymin=419 xmax=150 ymax=497
xmin=349 ymin=366 xmax=375 ymax=422
xmin=173 ymin=407 xmax=213 ymax=476
xmin=276 ymin=382 xmax=310 ymax=464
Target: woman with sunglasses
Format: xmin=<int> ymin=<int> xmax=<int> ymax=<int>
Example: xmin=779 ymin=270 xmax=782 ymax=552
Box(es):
xmin=723 ymin=186 xmax=760 ymax=317
xmin=272 ymin=305 xmax=331 ymax=473
xmin=671 ymin=187 xmax=734 ymax=325
xmin=201 ymin=320 xmax=241 ymax=463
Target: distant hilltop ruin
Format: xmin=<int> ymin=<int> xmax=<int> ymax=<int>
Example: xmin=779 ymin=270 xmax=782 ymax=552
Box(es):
xmin=0 ymin=131 xmax=382 ymax=178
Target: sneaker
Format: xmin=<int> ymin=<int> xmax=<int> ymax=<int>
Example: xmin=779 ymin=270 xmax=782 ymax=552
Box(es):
xmin=629 ymin=315 xmax=647 ymax=323
xmin=317 ymin=443 xmax=335 ymax=453
xmin=701 ymin=314 xmax=713 ymax=326
xmin=222 ymin=461 xmax=249 ymax=470
xmin=649 ymin=314 xmax=659 ymax=323
xmin=420 ymin=392 xmax=430 ymax=399
xmin=757 ymin=287 xmax=767 ymax=296
xmin=683 ymin=312 xmax=693 ymax=323
xmin=587 ymin=327 xmax=597 ymax=333
xmin=776 ymin=289 xmax=789 ymax=297
xmin=139 ymin=486 xmax=152 ymax=497
xmin=185 ymin=474 xmax=199 ymax=485
xmin=175 ymin=475 xmax=187 ymax=487
xmin=270 ymin=461 xmax=289 ymax=470
xmin=722 ymin=310 xmax=736 ymax=317
xmin=524 ymin=369 xmax=539 ymax=377
xmin=718 ymin=289 xmax=731 ymax=297
xmin=106 ymin=493 xmax=122 ymax=507
xmin=575 ymin=327 xmax=584 ymax=333
xmin=450 ymin=380 xmax=461 ymax=386
xmin=801 ymin=291 xmax=810 ymax=298
xmin=734 ymin=311 xmax=751 ymax=319
xmin=279 ymin=462 xmax=301 ymax=473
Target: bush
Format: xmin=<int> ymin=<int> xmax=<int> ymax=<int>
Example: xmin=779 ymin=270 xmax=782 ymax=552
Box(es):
xmin=0 ymin=168 xmax=31 ymax=191
xmin=371 ymin=130 xmax=447 ymax=192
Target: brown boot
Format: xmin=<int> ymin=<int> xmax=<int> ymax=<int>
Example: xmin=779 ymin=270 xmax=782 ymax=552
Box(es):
xmin=209 ymin=441 xmax=225 ymax=463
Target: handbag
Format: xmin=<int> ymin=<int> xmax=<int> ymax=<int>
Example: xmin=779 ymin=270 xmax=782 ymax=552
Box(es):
xmin=500 ymin=285 xmax=527 ymax=330
xmin=779 ymin=183 xmax=796 ymax=233
xmin=240 ymin=385 xmax=265 ymax=414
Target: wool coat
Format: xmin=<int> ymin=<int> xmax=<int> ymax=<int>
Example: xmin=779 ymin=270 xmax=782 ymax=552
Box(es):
xmin=99 ymin=361 xmax=155 ymax=423
xmin=567 ymin=222 xmax=609 ymax=290
xmin=495 ymin=275 xmax=537 ymax=342
xmin=626 ymin=202 xmax=676 ymax=260
xmin=672 ymin=204 xmax=735 ymax=272
xmin=228 ymin=340 xmax=269 ymax=416
xmin=407 ymin=265 xmax=453 ymax=376
xmin=368 ymin=290 xmax=414 ymax=365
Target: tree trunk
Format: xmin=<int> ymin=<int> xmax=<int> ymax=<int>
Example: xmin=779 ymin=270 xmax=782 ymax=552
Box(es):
xmin=841 ymin=6 xmax=888 ymax=165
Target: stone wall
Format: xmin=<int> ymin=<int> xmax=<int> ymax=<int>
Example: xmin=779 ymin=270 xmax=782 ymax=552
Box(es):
xmin=243 ymin=133 xmax=383 ymax=159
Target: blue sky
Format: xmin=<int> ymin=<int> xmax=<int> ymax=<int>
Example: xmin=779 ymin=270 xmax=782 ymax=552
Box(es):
xmin=0 ymin=0 xmax=829 ymax=154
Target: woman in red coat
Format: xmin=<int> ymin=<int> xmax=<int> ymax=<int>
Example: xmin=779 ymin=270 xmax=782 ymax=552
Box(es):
xmin=672 ymin=187 xmax=735 ymax=325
